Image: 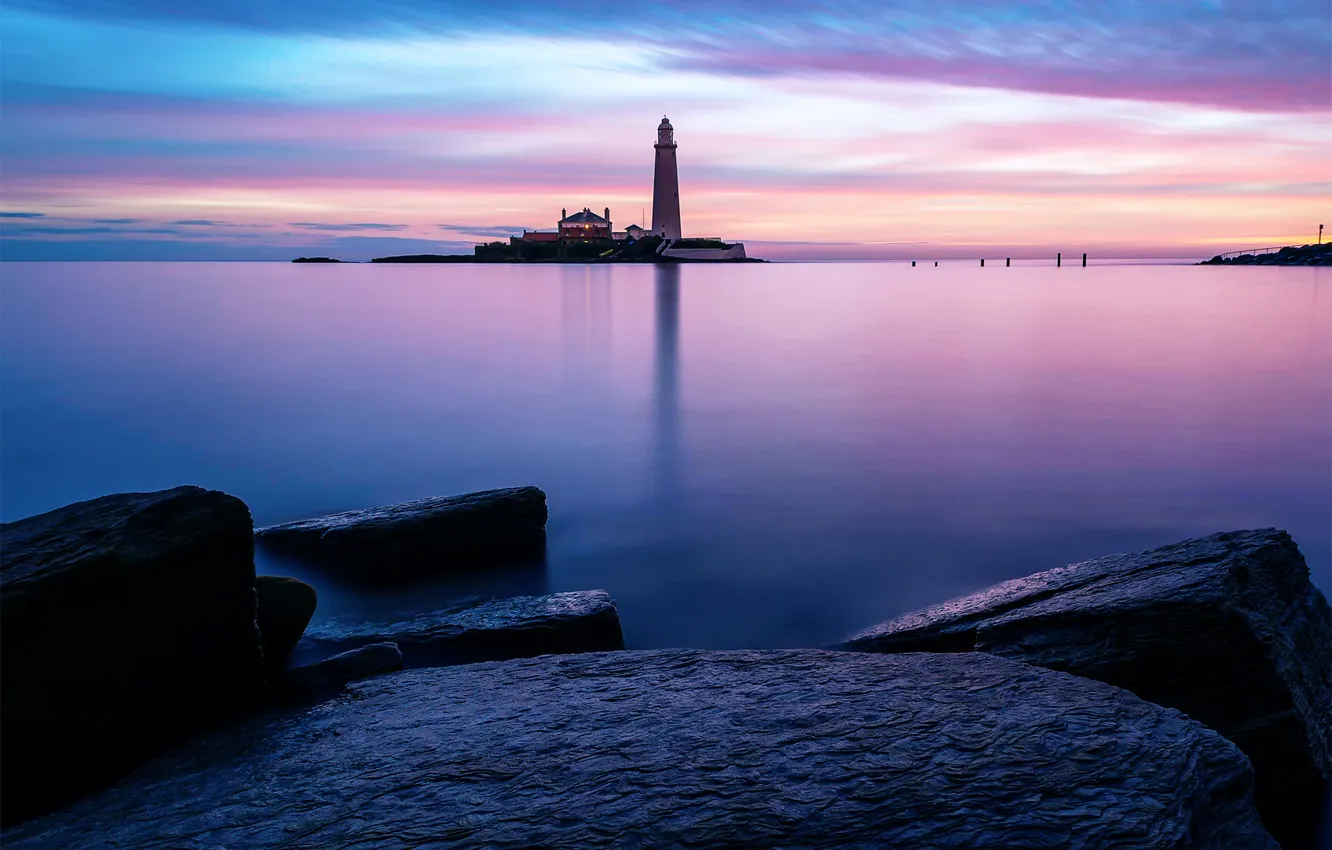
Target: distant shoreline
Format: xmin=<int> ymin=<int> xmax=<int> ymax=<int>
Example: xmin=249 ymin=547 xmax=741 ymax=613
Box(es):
xmin=292 ymin=253 xmax=765 ymax=264
xmin=1198 ymin=243 xmax=1329 ymax=266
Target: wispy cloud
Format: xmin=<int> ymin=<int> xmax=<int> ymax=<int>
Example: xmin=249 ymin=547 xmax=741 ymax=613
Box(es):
xmin=0 ymin=211 xmax=46 ymax=218
xmin=4 ymin=0 xmax=1327 ymax=110
xmin=92 ymin=218 xmax=140 ymax=224
xmin=438 ymin=224 xmax=527 ymax=238
xmin=289 ymin=222 xmax=409 ymax=232
xmin=0 ymin=225 xmax=183 ymax=235
xmin=172 ymin=219 xmax=269 ymax=227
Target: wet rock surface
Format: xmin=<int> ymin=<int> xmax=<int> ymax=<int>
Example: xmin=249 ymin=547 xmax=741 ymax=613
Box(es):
xmin=254 ymin=486 xmax=548 ymax=580
xmin=298 ymin=589 xmax=624 ymax=667
xmin=256 ymin=575 xmax=317 ymax=672
xmin=3 ymin=650 xmax=1275 ymax=849
xmin=279 ymin=642 xmax=403 ymax=701
xmin=842 ymin=528 xmax=1331 ymax=849
xmin=0 ymin=486 xmax=265 ymax=826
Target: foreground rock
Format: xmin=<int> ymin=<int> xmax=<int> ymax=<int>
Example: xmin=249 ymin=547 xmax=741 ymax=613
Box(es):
xmin=3 ymin=650 xmax=1275 ymax=848
xmin=279 ymin=642 xmax=403 ymax=701
xmin=0 ymin=487 xmax=265 ymax=826
xmin=300 ymin=590 xmax=624 ymax=667
xmin=842 ymin=528 xmax=1330 ymax=849
xmin=255 ymin=486 xmax=548 ymax=580
xmin=255 ymin=575 xmax=317 ymax=672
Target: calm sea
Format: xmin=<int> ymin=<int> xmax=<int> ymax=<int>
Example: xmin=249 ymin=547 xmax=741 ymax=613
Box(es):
xmin=2 ymin=261 xmax=1329 ymax=647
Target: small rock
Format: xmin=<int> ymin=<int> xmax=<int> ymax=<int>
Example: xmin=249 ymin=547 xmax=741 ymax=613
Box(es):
xmin=254 ymin=487 xmax=548 ymax=580
xmin=300 ymin=590 xmax=624 ymax=667
xmin=279 ymin=643 xmax=403 ymax=701
xmin=255 ymin=576 xmax=317 ymax=673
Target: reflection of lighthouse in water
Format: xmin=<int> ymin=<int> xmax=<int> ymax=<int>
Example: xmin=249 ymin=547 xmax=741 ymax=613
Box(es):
xmin=652 ymin=264 xmax=680 ymax=501
xmin=651 ymin=117 xmax=682 ymax=241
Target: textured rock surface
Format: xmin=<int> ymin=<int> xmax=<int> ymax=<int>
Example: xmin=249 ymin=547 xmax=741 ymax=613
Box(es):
xmin=280 ymin=642 xmax=403 ymax=701
xmin=0 ymin=486 xmax=264 ymax=826
xmin=254 ymin=486 xmax=548 ymax=580
xmin=3 ymin=650 xmax=1275 ymax=849
xmin=842 ymin=528 xmax=1330 ymax=849
xmin=300 ymin=590 xmax=624 ymax=667
xmin=256 ymin=575 xmax=317 ymax=672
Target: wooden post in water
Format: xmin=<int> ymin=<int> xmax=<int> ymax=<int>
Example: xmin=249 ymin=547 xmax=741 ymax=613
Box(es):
xmin=1006 ymin=257 xmax=1010 ymax=267
xmin=934 ymin=261 xmax=938 ymax=266
xmin=1057 ymin=252 xmax=1062 ymax=267
xmin=912 ymin=261 xmax=916 ymax=267
xmin=1082 ymin=253 xmax=1087 ymax=267
xmin=980 ymin=258 xmax=985 ymax=267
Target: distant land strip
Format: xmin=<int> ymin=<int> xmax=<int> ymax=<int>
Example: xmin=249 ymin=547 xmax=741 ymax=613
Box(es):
xmin=365 ymin=254 xmax=762 ymax=264
xmin=1199 ymin=243 xmax=1330 ymax=266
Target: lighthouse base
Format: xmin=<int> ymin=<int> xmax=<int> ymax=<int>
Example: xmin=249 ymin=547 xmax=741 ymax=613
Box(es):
xmin=659 ymin=243 xmax=748 ymax=261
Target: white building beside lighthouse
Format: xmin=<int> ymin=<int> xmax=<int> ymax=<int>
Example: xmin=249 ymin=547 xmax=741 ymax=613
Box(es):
xmin=651 ymin=117 xmax=682 ymax=241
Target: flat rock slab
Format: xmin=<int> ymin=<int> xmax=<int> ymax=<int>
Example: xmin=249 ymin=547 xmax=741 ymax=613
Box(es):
xmin=299 ymin=590 xmax=624 ymax=667
xmin=842 ymin=528 xmax=1330 ymax=849
xmin=5 ymin=650 xmax=1274 ymax=849
xmin=255 ymin=486 xmax=548 ymax=580
xmin=0 ymin=486 xmax=263 ymax=826
xmin=280 ymin=642 xmax=404 ymax=701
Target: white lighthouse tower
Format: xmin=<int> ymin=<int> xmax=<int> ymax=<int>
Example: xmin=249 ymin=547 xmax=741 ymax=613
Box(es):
xmin=651 ymin=116 xmax=682 ymax=241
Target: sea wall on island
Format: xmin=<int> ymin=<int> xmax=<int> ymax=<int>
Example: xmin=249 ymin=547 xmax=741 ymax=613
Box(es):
xmin=660 ymin=243 xmax=749 ymax=261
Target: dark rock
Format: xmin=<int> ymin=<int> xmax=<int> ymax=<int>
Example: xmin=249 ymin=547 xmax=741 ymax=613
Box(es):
xmin=300 ymin=589 xmax=624 ymax=667
xmin=2 ymin=650 xmax=1275 ymax=849
xmin=370 ymin=253 xmax=477 ymax=263
xmin=254 ymin=486 xmax=548 ymax=580
xmin=279 ymin=642 xmax=403 ymax=701
xmin=0 ymin=486 xmax=264 ymax=826
xmin=841 ymin=528 xmax=1330 ymax=850
xmin=1198 ymin=243 xmax=1332 ymax=266
xmin=255 ymin=575 xmax=317 ymax=672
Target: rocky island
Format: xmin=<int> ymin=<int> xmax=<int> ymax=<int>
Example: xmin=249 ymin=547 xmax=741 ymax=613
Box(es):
xmin=369 ymin=235 xmax=762 ymax=264
xmin=1200 ymin=243 xmax=1331 ymax=265
xmin=298 ymin=235 xmax=764 ymax=264
xmin=2 ymin=485 xmax=1328 ymax=848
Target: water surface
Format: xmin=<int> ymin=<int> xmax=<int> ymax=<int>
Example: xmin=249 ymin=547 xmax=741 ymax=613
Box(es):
xmin=3 ymin=261 xmax=1328 ymax=647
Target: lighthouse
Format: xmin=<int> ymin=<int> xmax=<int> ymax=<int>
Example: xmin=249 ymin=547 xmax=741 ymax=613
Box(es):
xmin=651 ymin=116 xmax=682 ymax=241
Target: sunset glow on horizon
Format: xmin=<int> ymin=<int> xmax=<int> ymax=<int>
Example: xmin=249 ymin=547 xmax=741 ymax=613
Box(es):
xmin=1 ymin=0 xmax=1329 ymax=260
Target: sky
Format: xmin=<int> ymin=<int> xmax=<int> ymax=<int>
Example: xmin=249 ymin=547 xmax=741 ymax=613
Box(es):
xmin=1 ymin=0 xmax=1329 ymax=260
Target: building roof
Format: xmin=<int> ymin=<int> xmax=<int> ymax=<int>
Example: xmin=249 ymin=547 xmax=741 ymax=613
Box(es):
xmin=561 ymin=208 xmax=608 ymax=224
